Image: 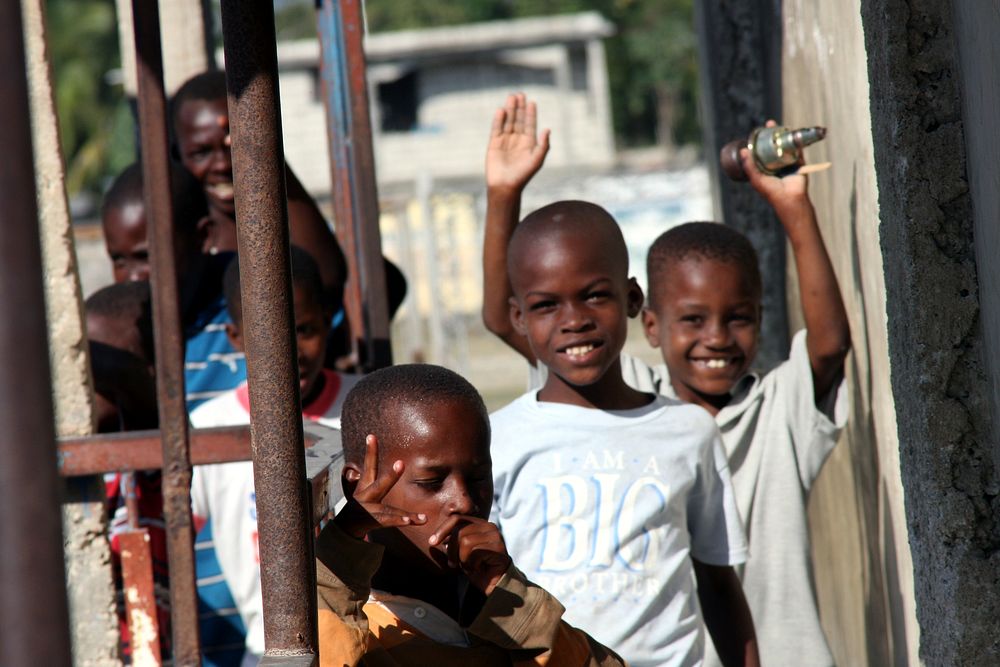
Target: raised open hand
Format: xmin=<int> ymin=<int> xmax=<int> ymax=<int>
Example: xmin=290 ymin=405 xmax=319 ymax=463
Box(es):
xmin=428 ymin=515 xmax=512 ymax=595
xmin=486 ymin=93 xmax=551 ymax=193
xmin=334 ymin=434 xmax=427 ymax=540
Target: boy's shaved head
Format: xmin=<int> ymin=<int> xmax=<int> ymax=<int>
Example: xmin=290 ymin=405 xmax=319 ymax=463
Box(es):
xmin=223 ymin=245 xmax=329 ymax=325
xmin=101 ymin=163 xmax=144 ymax=217
xmin=169 ymin=71 xmax=227 ymax=142
xmin=646 ymin=222 xmax=761 ymax=309
xmin=85 ymin=280 xmax=155 ymax=363
xmin=508 ymin=200 xmax=629 ymax=291
xmin=340 ymin=364 xmax=489 ymax=467
xmin=102 ymin=162 xmax=209 ymax=238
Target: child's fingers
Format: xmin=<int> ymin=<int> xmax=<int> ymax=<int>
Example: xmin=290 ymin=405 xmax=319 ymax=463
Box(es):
xmin=455 ymin=523 xmax=505 ymax=563
xmin=524 ymin=101 xmax=537 ymax=137
xmin=365 ymin=459 xmax=407 ymax=501
xmin=368 ymin=504 xmax=427 ymax=529
xmin=360 ymin=434 xmax=379 ymax=488
xmin=502 ymin=95 xmax=517 ymax=134
xmin=490 ymin=107 xmax=506 ymax=138
xmin=512 ymin=94 xmax=526 ymax=135
xmin=536 ymin=128 xmax=551 ymax=158
xmin=427 ymin=514 xmax=472 ymax=547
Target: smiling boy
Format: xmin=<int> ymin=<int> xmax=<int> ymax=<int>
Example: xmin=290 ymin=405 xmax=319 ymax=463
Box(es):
xmin=634 ymin=148 xmax=851 ymax=667
xmin=490 ymin=201 xmax=757 ymax=667
xmin=188 ymin=246 xmax=360 ymax=662
xmin=317 ymin=364 xmax=625 ymax=666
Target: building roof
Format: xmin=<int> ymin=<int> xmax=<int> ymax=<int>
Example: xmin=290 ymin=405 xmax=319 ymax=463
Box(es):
xmin=276 ymin=12 xmax=615 ymax=69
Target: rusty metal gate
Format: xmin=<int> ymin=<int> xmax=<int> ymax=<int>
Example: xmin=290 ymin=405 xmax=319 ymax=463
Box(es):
xmin=1 ymin=1 xmax=390 ymax=664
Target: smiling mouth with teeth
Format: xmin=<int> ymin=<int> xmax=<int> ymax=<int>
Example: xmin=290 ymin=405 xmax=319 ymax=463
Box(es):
xmin=564 ymin=344 xmax=596 ymax=357
xmin=206 ymin=182 xmax=234 ymax=199
xmin=703 ymin=358 xmax=729 ymax=369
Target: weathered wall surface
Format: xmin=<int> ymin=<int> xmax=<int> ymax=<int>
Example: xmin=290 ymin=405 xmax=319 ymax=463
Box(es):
xmin=781 ymin=1 xmax=920 ymax=665
xmin=859 ymin=0 xmax=1000 ymax=664
xmin=22 ymin=0 xmax=121 ymax=664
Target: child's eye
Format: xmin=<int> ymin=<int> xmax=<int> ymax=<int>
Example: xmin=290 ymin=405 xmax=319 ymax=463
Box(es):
xmin=529 ymin=300 xmax=556 ymax=312
xmin=680 ymin=314 xmax=703 ymax=325
xmin=414 ymin=478 xmax=444 ymax=491
xmin=586 ymin=291 xmax=610 ymax=303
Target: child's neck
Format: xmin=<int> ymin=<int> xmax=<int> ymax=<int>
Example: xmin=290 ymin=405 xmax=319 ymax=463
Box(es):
xmin=671 ymin=378 xmax=733 ymax=416
xmin=373 ymin=551 xmax=484 ymax=625
xmin=539 ymin=359 xmax=653 ymax=411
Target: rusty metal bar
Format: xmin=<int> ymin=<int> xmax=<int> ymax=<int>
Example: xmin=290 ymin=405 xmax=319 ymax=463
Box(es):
xmin=0 ymin=3 xmax=73 ymax=664
xmin=120 ymin=528 xmax=163 ymax=665
xmin=58 ymin=426 xmax=315 ymax=475
xmin=317 ymin=0 xmax=392 ymax=371
xmin=59 ymin=426 xmax=255 ymax=475
xmin=130 ymin=0 xmax=201 ymax=662
xmin=219 ymin=0 xmax=318 ymax=659
xmin=61 ymin=425 xmax=342 ymax=531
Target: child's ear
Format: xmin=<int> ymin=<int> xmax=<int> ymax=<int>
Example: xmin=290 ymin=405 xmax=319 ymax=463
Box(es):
xmin=626 ymin=278 xmax=644 ymax=318
xmin=641 ymin=307 xmax=661 ymax=348
xmin=509 ymin=296 xmax=528 ymax=336
xmin=341 ymin=463 xmax=363 ymax=500
xmin=225 ymin=322 xmax=244 ymax=352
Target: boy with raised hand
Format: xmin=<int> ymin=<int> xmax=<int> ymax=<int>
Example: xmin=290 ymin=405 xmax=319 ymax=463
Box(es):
xmin=482 ymin=97 xmax=850 ymax=664
xmin=316 ymin=364 xmax=625 ymax=666
xmin=491 ymin=201 xmax=757 ymax=667
xmin=189 ymin=245 xmax=361 ymax=664
xmin=637 ymin=145 xmax=851 ymax=667
xmin=482 ymin=92 xmax=550 ymax=361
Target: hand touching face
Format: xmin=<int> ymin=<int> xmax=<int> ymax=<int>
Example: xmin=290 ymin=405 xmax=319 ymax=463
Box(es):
xmin=340 ymin=399 xmax=510 ymax=593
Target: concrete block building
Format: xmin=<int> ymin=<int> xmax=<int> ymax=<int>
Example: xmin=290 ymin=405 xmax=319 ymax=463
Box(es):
xmin=275 ymin=12 xmax=615 ymax=193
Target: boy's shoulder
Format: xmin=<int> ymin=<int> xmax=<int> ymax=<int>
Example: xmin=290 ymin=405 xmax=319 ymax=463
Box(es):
xmin=490 ymin=388 xmax=716 ymax=438
xmin=189 ymin=384 xmax=249 ymax=428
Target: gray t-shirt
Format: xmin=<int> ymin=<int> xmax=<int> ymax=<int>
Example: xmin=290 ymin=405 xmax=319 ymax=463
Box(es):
xmin=617 ymin=330 xmax=848 ymax=667
xmin=491 ymin=392 xmax=747 ymax=667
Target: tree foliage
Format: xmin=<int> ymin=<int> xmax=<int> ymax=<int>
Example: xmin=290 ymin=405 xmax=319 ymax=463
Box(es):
xmin=47 ymin=0 xmax=135 ymax=199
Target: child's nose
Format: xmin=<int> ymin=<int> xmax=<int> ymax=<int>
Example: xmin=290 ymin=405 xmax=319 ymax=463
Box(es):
xmin=448 ymin=486 xmax=477 ymax=515
xmin=211 ymin=146 xmax=232 ymax=172
xmin=703 ymin=320 xmax=732 ymax=347
xmin=559 ymin=303 xmax=594 ymax=332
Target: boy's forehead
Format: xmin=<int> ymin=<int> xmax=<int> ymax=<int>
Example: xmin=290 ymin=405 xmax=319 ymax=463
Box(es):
xmin=511 ymin=228 xmax=627 ymax=292
xmin=382 ymin=399 xmax=489 ymax=458
xmin=660 ymin=256 xmax=761 ymax=301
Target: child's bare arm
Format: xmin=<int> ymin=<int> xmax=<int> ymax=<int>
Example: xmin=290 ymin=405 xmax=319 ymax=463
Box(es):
xmin=482 ymin=93 xmax=550 ymax=364
xmin=693 ymin=559 xmax=759 ymax=667
xmin=741 ymin=133 xmax=851 ymax=401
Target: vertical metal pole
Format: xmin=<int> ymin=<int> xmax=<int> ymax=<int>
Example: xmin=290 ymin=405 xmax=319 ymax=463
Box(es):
xmin=317 ymin=0 xmax=392 ymax=371
xmin=0 ymin=2 xmax=72 ymax=664
xmin=219 ymin=0 xmax=317 ymax=659
xmin=131 ymin=1 xmax=201 ymax=663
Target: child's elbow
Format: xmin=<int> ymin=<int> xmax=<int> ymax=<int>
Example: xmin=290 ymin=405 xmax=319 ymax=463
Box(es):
xmin=482 ymin=306 xmax=513 ymax=338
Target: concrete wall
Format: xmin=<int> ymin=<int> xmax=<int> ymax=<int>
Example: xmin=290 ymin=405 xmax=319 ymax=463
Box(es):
xmin=780 ymin=1 xmax=919 ymax=664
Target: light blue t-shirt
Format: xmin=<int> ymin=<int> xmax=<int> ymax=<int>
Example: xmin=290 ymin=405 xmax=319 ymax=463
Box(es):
xmin=490 ymin=392 xmax=747 ymax=667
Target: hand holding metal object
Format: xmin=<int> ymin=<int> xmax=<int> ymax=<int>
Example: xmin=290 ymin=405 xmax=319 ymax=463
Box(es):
xmin=720 ymin=125 xmax=827 ymax=181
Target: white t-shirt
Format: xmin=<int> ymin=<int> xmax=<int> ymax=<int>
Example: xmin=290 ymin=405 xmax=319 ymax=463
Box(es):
xmin=490 ymin=392 xmax=747 ymax=667
xmin=190 ymin=369 xmax=361 ymax=657
xmin=615 ymin=330 xmax=848 ymax=667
